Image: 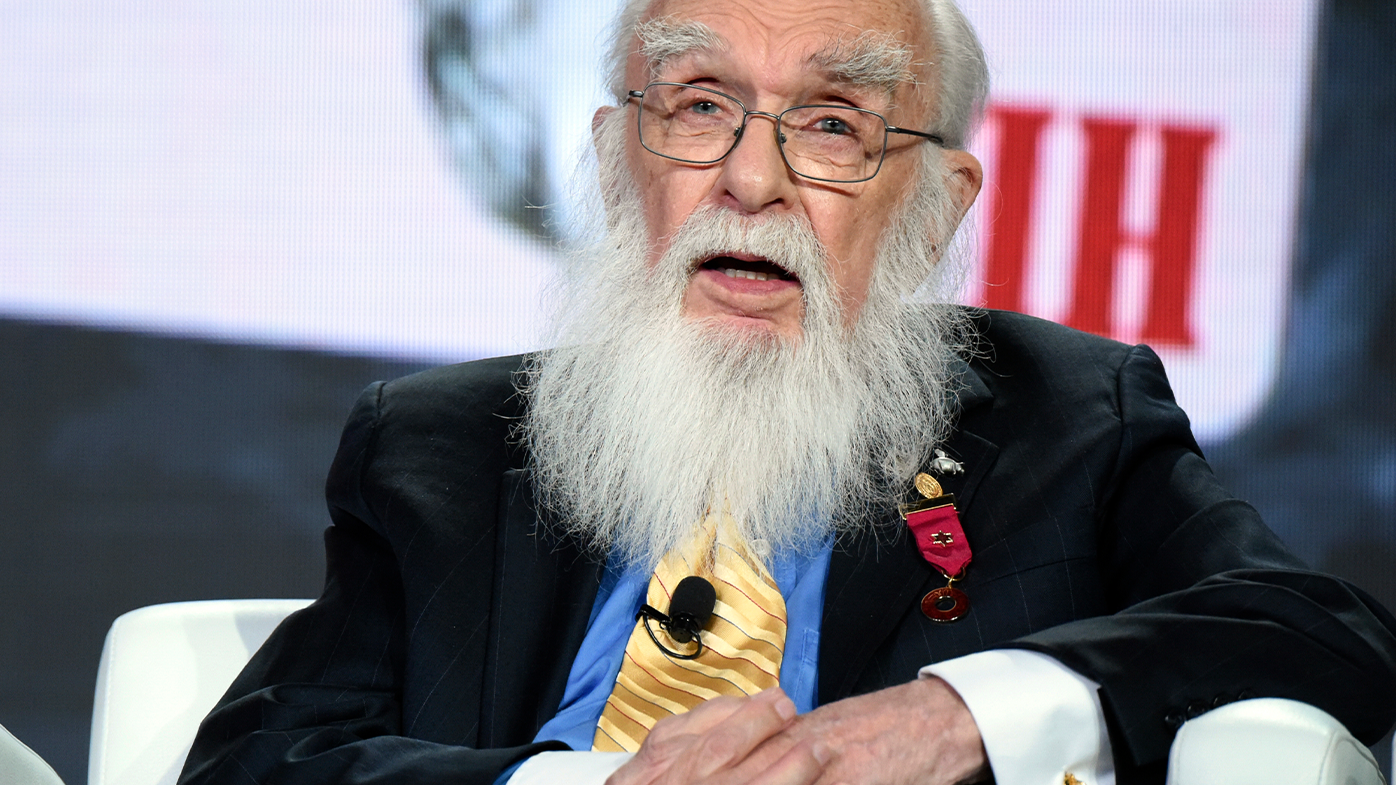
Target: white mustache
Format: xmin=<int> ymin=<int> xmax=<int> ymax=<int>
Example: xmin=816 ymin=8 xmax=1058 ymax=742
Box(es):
xmin=658 ymin=207 xmax=831 ymax=288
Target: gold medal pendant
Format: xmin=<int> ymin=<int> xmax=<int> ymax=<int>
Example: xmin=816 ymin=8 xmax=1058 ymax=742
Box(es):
xmin=921 ymin=580 xmax=970 ymax=623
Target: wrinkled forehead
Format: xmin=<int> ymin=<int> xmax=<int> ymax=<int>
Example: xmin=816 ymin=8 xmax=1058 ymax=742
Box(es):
xmin=627 ymin=0 xmax=934 ymax=100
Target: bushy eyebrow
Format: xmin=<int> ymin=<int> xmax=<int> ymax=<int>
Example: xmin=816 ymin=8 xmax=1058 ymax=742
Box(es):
xmin=806 ymin=31 xmax=918 ymax=95
xmin=635 ymin=17 xmax=728 ymax=81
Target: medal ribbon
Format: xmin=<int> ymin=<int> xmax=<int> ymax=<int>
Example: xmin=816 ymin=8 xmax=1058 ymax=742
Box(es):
xmin=904 ymin=499 xmax=971 ymax=579
xmin=902 ymin=473 xmax=973 ymax=622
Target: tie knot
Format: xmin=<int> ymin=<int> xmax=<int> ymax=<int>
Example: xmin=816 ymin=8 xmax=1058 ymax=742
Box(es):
xmin=667 ymin=510 xmax=773 ymax=586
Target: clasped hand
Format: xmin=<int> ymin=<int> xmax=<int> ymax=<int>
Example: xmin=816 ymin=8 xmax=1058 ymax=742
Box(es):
xmin=605 ymin=677 xmax=989 ymax=785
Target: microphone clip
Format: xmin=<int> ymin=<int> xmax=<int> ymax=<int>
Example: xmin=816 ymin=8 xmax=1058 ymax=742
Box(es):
xmin=636 ymin=604 xmax=705 ymax=660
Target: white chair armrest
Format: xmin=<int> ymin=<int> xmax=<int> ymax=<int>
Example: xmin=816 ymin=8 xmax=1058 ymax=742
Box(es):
xmin=1166 ymin=697 xmax=1383 ymax=785
xmin=88 ymin=599 xmax=312 ymax=785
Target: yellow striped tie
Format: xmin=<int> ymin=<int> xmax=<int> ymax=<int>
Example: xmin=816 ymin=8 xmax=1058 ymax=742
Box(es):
xmin=592 ymin=511 xmax=787 ymax=752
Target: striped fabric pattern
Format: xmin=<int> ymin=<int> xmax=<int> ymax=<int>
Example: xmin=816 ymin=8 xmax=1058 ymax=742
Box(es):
xmin=592 ymin=512 xmax=787 ymax=752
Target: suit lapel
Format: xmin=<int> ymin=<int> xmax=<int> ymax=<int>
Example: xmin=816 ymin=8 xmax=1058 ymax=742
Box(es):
xmin=818 ymin=358 xmax=1001 ymax=703
xmin=478 ymin=468 xmax=605 ymax=747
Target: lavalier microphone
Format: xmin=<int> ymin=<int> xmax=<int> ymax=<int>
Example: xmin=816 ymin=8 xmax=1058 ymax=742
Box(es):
xmin=637 ymin=576 xmax=716 ymax=659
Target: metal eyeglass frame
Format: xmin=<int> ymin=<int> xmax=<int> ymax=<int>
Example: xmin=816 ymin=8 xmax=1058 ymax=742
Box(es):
xmin=625 ymin=81 xmax=946 ymax=184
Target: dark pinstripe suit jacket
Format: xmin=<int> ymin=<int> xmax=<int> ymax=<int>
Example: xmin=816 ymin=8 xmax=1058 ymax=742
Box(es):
xmin=180 ymin=309 xmax=1396 ymax=785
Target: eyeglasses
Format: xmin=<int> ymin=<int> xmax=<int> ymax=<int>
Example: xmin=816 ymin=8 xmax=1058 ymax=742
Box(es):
xmin=625 ymin=82 xmax=944 ymax=184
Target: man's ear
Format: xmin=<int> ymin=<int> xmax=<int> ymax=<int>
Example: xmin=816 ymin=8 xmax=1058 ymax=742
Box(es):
xmin=591 ymin=105 xmax=624 ymax=228
xmin=592 ymin=106 xmax=616 ymax=144
xmin=941 ymin=149 xmax=983 ymax=218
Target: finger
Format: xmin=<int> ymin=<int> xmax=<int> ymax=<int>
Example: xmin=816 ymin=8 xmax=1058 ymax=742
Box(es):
xmin=644 ymin=694 xmax=747 ymax=746
xmin=669 ymin=689 xmax=798 ymax=781
xmin=613 ymin=693 xmax=781 ymax=785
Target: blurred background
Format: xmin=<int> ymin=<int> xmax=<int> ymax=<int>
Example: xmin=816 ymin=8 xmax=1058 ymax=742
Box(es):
xmin=1 ymin=1 xmax=1393 ymax=781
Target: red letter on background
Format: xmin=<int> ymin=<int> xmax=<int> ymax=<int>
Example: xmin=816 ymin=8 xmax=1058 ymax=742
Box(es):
xmin=1142 ymin=127 xmax=1217 ymax=345
xmin=982 ymin=106 xmax=1052 ymax=312
xmin=1064 ymin=118 xmax=1217 ymax=346
xmin=1065 ymin=118 xmax=1136 ymax=337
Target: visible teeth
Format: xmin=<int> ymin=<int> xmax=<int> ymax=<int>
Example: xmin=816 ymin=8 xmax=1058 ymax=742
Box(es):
xmin=721 ymin=268 xmax=771 ymax=281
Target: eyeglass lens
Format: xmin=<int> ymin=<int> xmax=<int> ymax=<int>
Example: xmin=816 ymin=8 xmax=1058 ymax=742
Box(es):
xmin=637 ymin=83 xmax=886 ymax=183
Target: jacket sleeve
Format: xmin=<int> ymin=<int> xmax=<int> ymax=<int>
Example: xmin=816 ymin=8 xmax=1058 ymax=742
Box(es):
xmin=1008 ymin=345 xmax=1396 ymax=777
xmin=179 ymin=379 xmax=566 ymax=785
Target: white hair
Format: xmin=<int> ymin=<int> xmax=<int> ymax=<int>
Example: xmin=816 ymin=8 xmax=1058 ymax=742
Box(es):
xmin=602 ymin=0 xmax=989 ymax=148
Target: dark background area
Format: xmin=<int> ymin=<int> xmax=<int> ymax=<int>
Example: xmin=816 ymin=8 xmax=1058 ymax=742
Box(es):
xmin=0 ymin=322 xmax=427 ymax=784
xmin=1 ymin=1 xmax=1393 ymax=783
xmin=1209 ymin=0 xmax=1396 ymax=612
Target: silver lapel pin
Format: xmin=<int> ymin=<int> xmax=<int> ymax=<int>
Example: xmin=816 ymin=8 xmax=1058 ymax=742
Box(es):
xmin=930 ymin=449 xmax=965 ymax=475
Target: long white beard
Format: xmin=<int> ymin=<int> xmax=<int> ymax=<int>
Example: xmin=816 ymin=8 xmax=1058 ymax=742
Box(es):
xmin=520 ymin=111 xmax=974 ymax=568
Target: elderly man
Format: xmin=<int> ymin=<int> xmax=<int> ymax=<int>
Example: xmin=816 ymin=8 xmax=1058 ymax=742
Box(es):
xmin=181 ymin=0 xmax=1396 ymax=783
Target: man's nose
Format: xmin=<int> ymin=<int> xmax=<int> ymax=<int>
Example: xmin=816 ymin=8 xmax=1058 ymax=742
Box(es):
xmin=714 ymin=112 xmax=797 ymax=215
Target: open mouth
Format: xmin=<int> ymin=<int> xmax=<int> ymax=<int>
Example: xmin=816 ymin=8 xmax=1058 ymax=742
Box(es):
xmin=699 ymin=254 xmax=799 ymax=283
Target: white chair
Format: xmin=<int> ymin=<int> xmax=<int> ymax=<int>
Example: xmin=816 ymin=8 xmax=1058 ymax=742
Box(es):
xmin=88 ymin=599 xmax=312 ymax=785
xmin=0 ymin=721 xmax=65 ymax=785
xmin=1167 ymin=697 xmax=1384 ymax=785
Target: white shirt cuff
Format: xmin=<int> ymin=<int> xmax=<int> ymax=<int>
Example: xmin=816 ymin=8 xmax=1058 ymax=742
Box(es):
xmin=922 ymin=649 xmax=1115 ymax=785
xmin=506 ymin=751 xmax=633 ymax=785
